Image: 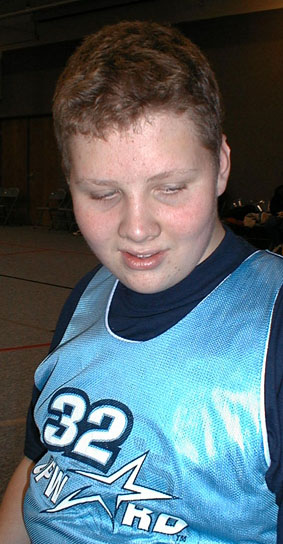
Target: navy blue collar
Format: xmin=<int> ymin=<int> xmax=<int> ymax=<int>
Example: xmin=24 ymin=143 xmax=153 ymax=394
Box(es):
xmin=109 ymin=228 xmax=255 ymax=340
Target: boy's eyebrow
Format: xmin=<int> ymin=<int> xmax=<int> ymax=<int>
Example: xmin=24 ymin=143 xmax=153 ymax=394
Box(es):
xmin=74 ymin=177 xmax=116 ymax=186
xmin=74 ymin=169 xmax=198 ymax=186
xmin=147 ymin=168 xmax=198 ymax=182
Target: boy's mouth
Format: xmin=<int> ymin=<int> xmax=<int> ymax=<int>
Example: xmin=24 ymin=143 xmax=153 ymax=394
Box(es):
xmin=120 ymin=250 xmax=166 ymax=270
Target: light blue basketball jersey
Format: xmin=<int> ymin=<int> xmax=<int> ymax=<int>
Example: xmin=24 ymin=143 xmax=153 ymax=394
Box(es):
xmin=24 ymin=251 xmax=283 ymax=543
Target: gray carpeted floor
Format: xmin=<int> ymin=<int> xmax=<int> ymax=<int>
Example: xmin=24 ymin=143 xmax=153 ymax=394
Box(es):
xmin=0 ymin=226 xmax=99 ymax=499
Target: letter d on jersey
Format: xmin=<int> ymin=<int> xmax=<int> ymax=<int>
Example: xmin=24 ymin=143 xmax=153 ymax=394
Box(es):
xmin=153 ymin=513 xmax=188 ymax=535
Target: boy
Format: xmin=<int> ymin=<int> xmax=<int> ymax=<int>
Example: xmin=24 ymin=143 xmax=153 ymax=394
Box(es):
xmin=0 ymin=20 xmax=282 ymax=543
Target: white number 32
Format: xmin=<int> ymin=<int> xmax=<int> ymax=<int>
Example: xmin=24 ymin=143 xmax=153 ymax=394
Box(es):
xmin=43 ymin=388 xmax=133 ymax=472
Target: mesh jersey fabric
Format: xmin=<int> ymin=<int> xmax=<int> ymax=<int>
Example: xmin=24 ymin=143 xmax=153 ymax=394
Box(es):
xmin=23 ymin=250 xmax=283 ymax=543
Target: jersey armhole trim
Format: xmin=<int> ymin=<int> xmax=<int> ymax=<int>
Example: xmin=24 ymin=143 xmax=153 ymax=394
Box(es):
xmin=261 ymin=288 xmax=281 ymax=467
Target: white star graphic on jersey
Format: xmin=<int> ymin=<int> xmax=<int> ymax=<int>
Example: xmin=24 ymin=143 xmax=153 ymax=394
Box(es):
xmin=45 ymin=452 xmax=174 ymax=518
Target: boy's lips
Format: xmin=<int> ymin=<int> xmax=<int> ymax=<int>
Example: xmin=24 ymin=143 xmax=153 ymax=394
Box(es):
xmin=120 ymin=250 xmax=166 ymax=270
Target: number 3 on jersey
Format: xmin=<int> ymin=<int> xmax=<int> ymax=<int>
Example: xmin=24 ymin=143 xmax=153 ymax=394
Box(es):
xmin=43 ymin=388 xmax=133 ymax=472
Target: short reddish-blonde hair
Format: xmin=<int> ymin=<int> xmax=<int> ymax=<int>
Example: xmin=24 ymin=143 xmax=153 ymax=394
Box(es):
xmin=53 ymin=20 xmax=223 ymax=174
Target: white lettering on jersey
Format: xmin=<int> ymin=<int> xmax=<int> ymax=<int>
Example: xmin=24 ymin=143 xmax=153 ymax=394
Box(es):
xmin=33 ymin=389 xmax=189 ymax=537
xmin=122 ymin=503 xmax=153 ymax=530
xmin=33 ymin=457 xmax=69 ymax=504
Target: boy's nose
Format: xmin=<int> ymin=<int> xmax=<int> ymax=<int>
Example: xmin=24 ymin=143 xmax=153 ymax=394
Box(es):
xmin=118 ymin=199 xmax=161 ymax=243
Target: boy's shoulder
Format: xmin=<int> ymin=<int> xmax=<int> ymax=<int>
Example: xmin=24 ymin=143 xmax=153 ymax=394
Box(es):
xmin=49 ymin=264 xmax=103 ymax=352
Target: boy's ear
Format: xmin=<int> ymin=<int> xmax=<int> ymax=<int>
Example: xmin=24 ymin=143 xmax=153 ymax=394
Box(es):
xmin=217 ymin=135 xmax=231 ymax=197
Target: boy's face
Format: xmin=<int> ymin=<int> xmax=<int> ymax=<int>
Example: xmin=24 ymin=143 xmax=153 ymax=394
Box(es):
xmin=69 ymin=112 xmax=230 ymax=294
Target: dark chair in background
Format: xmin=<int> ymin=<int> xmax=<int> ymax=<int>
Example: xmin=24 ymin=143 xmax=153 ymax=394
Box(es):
xmin=57 ymin=194 xmax=78 ymax=232
xmin=0 ymin=187 xmax=20 ymax=225
xmin=35 ymin=188 xmax=68 ymax=229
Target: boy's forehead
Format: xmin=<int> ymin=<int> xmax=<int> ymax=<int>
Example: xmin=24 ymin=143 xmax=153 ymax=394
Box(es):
xmin=69 ymin=110 xmax=198 ymax=152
